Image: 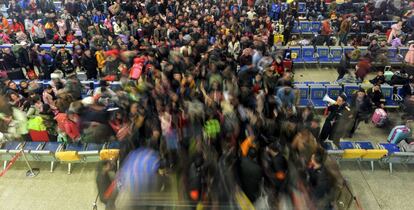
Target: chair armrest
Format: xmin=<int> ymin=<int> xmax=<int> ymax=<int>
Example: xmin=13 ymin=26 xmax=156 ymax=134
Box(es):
xmin=31 ymin=150 xmax=52 ymax=155
xmin=78 ymin=151 xmax=99 ymax=155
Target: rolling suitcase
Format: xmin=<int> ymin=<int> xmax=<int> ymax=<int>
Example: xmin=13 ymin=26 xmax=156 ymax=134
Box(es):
xmin=371 ymin=108 xmax=387 ymax=127
xmin=387 ymin=125 xmax=411 ymax=144
xmin=384 ymin=66 xmax=393 ymax=82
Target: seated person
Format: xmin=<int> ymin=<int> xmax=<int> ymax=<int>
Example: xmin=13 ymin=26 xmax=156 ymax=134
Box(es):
xmin=367 ymin=84 xmax=385 ymax=109
xmin=370 ymin=70 xmax=385 ymax=85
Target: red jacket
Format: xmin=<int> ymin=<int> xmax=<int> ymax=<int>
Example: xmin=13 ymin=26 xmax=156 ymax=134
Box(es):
xmin=321 ymin=21 xmax=333 ymax=36
xmin=11 ymin=23 xmax=24 ymax=33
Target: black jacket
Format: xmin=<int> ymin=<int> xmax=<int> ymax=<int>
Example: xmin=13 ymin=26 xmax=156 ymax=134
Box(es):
xmin=239 ymin=157 xmax=263 ymax=202
xmin=367 ymin=88 xmax=385 ymax=108
xmin=2 ymin=52 xmax=20 ymax=69
xmin=81 ymin=55 xmax=98 ymax=78
xmin=402 ymin=83 xmax=414 ymax=99
xmin=307 ymin=166 xmax=335 ymax=206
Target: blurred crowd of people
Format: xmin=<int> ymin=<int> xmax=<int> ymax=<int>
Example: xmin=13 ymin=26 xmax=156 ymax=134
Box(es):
xmin=1 ymin=0 xmax=414 ymax=209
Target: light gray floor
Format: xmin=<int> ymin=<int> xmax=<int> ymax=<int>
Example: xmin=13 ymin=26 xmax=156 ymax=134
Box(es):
xmin=0 ymin=68 xmax=413 ymax=210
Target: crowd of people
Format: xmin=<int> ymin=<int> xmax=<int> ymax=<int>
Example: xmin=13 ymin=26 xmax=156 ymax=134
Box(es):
xmin=0 ymin=0 xmax=414 ymax=209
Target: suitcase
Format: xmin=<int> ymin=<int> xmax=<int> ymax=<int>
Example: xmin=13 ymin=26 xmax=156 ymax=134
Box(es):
xmin=387 ymin=125 xmax=411 ymax=144
xmin=384 ymin=66 xmax=393 ymax=82
xmin=371 ymin=108 xmax=387 ymax=127
xmin=76 ymin=71 xmax=87 ymax=81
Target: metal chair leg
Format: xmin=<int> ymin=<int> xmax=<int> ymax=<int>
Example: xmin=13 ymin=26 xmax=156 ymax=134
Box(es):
xmin=50 ymin=161 xmax=54 ymax=173
xmin=3 ymin=160 xmax=6 ymax=170
xmin=68 ymin=163 xmax=72 ymax=175
xmin=371 ymin=161 xmax=374 ymax=172
xmin=389 ymin=162 xmax=393 ymax=174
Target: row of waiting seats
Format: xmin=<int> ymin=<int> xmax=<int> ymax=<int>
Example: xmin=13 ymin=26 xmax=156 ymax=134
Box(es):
xmin=286 ymin=45 xmax=407 ymax=65
xmin=12 ymin=79 xmax=122 ymax=98
xmin=0 ymin=43 xmax=73 ymax=51
xmin=13 ymin=79 xmax=404 ymax=110
xmin=0 ymin=140 xmax=120 ymax=174
xmin=294 ymin=82 xmax=403 ymax=109
xmin=327 ymin=141 xmax=414 ymax=173
xmin=291 ymin=20 xmax=396 ymax=35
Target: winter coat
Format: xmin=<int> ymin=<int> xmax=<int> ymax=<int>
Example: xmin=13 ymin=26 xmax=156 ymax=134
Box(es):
xmin=239 ymin=157 xmax=263 ymax=202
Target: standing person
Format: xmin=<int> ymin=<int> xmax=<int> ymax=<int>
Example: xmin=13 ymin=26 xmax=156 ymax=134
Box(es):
xmin=348 ymin=89 xmax=372 ymax=138
xmin=95 ymin=46 xmax=106 ymax=77
xmin=320 ymin=20 xmax=333 ymax=46
xmin=336 ymin=51 xmax=351 ymax=80
xmin=355 ymin=57 xmax=372 ymax=82
xmin=239 ymin=147 xmax=263 ymax=203
xmin=319 ymin=94 xmax=350 ymax=147
xmin=96 ymin=160 xmax=116 ymax=210
xmin=307 ymin=147 xmax=336 ymax=210
xmin=38 ymin=49 xmax=54 ymax=79
xmin=228 ymin=35 xmax=240 ymax=60
xmin=81 ymin=49 xmax=98 ymax=79
xmin=338 ymin=16 xmax=351 ymax=46
xmin=30 ymin=20 xmax=46 ymax=43
xmin=1 ymin=48 xmax=25 ymax=80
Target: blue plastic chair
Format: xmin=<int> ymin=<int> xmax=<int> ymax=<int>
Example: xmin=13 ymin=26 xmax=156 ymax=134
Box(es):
xmin=300 ymin=21 xmax=312 ymax=34
xmin=379 ymin=143 xmax=414 ymax=173
xmin=340 ymin=141 xmax=355 ymax=150
xmin=343 ymin=46 xmax=357 ymax=63
xmin=66 ymin=143 xmax=86 ymax=152
xmin=40 ymin=44 xmax=53 ymax=51
xmin=79 ymin=143 xmax=104 ymax=162
xmin=330 ymin=47 xmax=343 ymax=63
xmin=30 ymin=142 xmax=63 ymax=172
xmin=316 ymin=46 xmax=330 ymax=64
xmin=292 ymin=21 xmax=300 ymax=34
xmin=343 ymin=83 xmax=360 ymax=103
xmin=379 ymin=143 xmax=400 ymax=155
xmin=326 ymin=84 xmax=343 ymax=99
xmin=311 ymin=21 xmax=321 ymax=33
xmin=309 ymin=84 xmax=327 ymax=109
xmin=355 ymin=141 xmax=375 ymax=150
xmin=107 ymin=141 xmax=121 ymax=149
xmin=294 ymin=84 xmax=310 ymax=108
xmin=381 ymin=84 xmax=398 ymax=108
xmin=289 ymin=46 xmax=303 ymax=63
xmin=298 ymin=2 xmax=306 ymax=13
xmin=302 ymin=46 xmax=317 ymax=64
xmin=380 ymin=21 xmax=396 ymax=29
xmin=387 ymin=47 xmax=400 ymax=64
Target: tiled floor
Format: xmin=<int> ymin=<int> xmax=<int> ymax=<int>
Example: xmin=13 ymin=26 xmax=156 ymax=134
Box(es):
xmin=0 ymin=68 xmax=413 ymax=210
